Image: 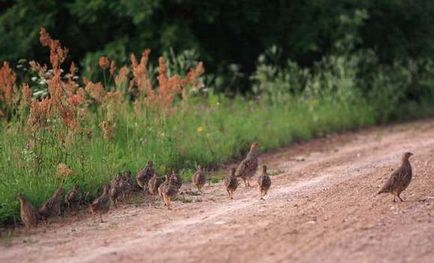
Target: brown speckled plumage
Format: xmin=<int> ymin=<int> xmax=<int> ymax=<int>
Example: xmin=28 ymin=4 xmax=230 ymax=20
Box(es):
xmin=378 ymin=152 xmax=413 ymax=202
xmin=121 ymin=170 xmax=134 ymax=197
xmin=90 ymin=185 xmax=111 ymax=222
xmin=257 ymin=165 xmax=271 ymax=200
xmin=137 ymin=160 xmax=154 ymax=191
xmin=162 ymin=175 xmax=179 ymax=209
xmin=39 ymin=187 xmax=64 ymax=221
xmin=110 ymin=173 xmax=123 ymax=207
xmin=158 ymin=175 xmax=170 ymax=198
xmin=65 ymin=185 xmax=82 ymax=209
xmin=148 ymin=173 xmax=163 ymax=195
xmin=192 ymin=165 xmax=206 ymax=192
xmin=17 ymin=193 xmax=39 ymax=229
xmin=225 ymin=168 xmax=239 ymax=199
xmin=236 ymin=143 xmax=259 ymax=187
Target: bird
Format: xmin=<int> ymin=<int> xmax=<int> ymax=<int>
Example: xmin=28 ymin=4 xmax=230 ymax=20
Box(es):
xmin=235 ymin=143 xmax=259 ymax=187
xmin=378 ymin=152 xmax=414 ymax=202
xmin=120 ymin=170 xmax=134 ymax=199
xmin=136 ymin=160 xmax=155 ymax=191
xmin=110 ymin=173 xmax=123 ymax=207
xmin=65 ymin=185 xmax=83 ymax=210
xmin=161 ymin=174 xmax=179 ymax=210
xmin=90 ymin=185 xmax=111 ymax=222
xmin=192 ymin=165 xmax=207 ymax=193
xmin=16 ymin=193 xmax=39 ymax=229
xmin=148 ymin=173 xmax=163 ymax=195
xmin=39 ymin=187 xmax=64 ymax=222
xmin=171 ymin=170 xmax=183 ymax=191
xmin=225 ymin=168 xmax=239 ymax=199
xmin=158 ymin=175 xmax=170 ymax=199
xmin=257 ymin=165 xmax=271 ymax=200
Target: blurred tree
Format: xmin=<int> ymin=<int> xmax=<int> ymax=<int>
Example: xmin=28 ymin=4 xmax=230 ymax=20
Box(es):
xmin=0 ymin=0 xmax=433 ymax=91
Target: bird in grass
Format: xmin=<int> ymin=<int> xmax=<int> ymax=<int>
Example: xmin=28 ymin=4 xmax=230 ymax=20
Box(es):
xmin=378 ymin=152 xmax=414 ymax=202
xmin=90 ymin=185 xmax=111 ymax=222
xmin=192 ymin=165 xmax=207 ymax=193
xmin=120 ymin=170 xmax=134 ymax=199
xmin=16 ymin=193 xmax=39 ymax=229
xmin=161 ymin=174 xmax=179 ymax=210
xmin=39 ymin=187 xmax=64 ymax=222
xmin=65 ymin=185 xmax=83 ymax=210
xmin=137 ymin=160 xmax=155 ymax=192
xmin=148 ymin=173 xmax=163 ymax=195
xmin=171 ymin=170 xmax=183 ymax=191
xmin=236 ymin=143 xmax=259 ymax=187
xmin=158 ymin=175 xmax=170 ymax=199
xmin=257 ymin=165 xmax=271 ymax=200
xmin=110 ymin=173 xmax=123 ymax=207
xmin=225 ymin=168 xmax=239 ymax=199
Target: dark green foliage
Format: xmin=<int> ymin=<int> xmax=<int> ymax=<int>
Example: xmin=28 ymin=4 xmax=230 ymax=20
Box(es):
xmin=2 ymin=0 xmax=434 ymax=91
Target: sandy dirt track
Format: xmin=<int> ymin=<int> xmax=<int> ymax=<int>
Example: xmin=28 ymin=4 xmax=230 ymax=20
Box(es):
xmin=1 ymin=119 xmax=434 ymax=263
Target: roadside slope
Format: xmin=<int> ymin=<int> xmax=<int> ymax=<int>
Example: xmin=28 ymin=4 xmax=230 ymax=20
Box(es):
xmin=1 ymin=120 xmax=433 ymax=263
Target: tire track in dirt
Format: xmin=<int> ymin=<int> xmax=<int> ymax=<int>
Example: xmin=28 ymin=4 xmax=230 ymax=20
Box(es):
xmin=1 ymin=120 xmax=434 ymax=263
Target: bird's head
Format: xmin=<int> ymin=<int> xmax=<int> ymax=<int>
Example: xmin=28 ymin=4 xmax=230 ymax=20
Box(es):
xmin=402 ymin=152 xmax=414 ymax=161
xmin=230 ymin=167 xmax=236 ymax=176
xmin=56 ymin=187 xmax=65 ymax=195
xmin=250 ymin=143 xmax=259 ymax=152
xmin=16 ymin=192 xmax=25 ymax=202
xmin=147 ymin=160 xmax=153 ymax=167
xmin=262 ymin=165 xmax=267 ymax=174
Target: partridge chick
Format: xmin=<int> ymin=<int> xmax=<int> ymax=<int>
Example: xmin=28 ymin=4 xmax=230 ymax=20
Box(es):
xmin=158 ymin=175 xmax=170 ymax=198
xmin=378 ymin=152 xmax=414 ymax=202
xmin=162 ymin=175 xmax=179 ymax=210
xmin=110 ymin=173 xmax=123 ymax=207
xmin=120 ymin=170 xmax=134 ymax=199
xmin=148 ymin=173 xmax=163 ymax=195
xmin=257 ymin=165 xmax=271 ymax=200
xmin=225 ymin=168 xmax=239 ymax=199
xmin=137 ymin=160 xmax=154 ymax=191
xmin=171 ymin=170 xmax=183 ymax=191
xmin=90 ymin=185 xmax=111 ymax=222
xmin=236 ymin=143 xmax=259 ymax=187
xmin=192 ymin=165 xmax=207 ymax=193
xmin=65 ymin=185 xmax=83 ymax=209
xmin=39 ymin=187 xmax=64 ymax=221
xmin=16 ymin=193 xmax=39 ymax=229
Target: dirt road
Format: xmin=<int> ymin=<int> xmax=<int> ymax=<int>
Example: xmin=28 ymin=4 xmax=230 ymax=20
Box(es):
xmin=1 ymin=120 xmax=434 ymax=263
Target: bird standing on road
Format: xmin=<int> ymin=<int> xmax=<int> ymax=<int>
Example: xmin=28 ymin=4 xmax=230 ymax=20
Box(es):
xmin=225 ymin=168 xmax=239 ymax=199
xmin=137 ymin=160 xmax=154 ymax=192
xmin=235 ymin=143 xmax=259 ymax=187
xmin=378 ymin=152 xmax=413 ymax=202
xmin=90 ymin=185 xmax=111 ymax=222
xmin=17 ymin=193 xmax=39 ymax=229
xmin=39 ymin=187 xmax=64 ymax=222
xmin=257 ymin=165 xmax=271 ymax=200
xmin=192 ymin=165 xmax=207 ymax=193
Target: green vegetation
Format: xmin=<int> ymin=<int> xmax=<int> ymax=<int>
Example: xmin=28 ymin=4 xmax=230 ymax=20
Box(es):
xmin=1 ymin=7 xmax=434 ymax=227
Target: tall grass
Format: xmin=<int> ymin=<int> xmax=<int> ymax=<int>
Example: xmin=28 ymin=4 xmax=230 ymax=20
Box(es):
xmin=0 ymin=27 xmax=434 ymax=226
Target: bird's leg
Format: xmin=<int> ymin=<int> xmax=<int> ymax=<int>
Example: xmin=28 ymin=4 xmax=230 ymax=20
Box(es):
xmin=397 ymin=193 xmax=404 ymax=202
xmin=227 ymin=190 xmax=231 ymax=198
xmin=393 ymin=195 xmax=397 ymax=202
xmin=100 ymin=214 xmax=104 ymax=223
xmin=243 ymin=178 xmax=247 ymax=187
xmin=166 ymin=197 xmax=172 ymax=210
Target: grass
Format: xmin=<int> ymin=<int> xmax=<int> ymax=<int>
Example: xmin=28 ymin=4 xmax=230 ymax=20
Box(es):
xmin=0 ymin=94 xmax=379 ymax=225
xmin=1 ymin=27 xmax=434 ymax=226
